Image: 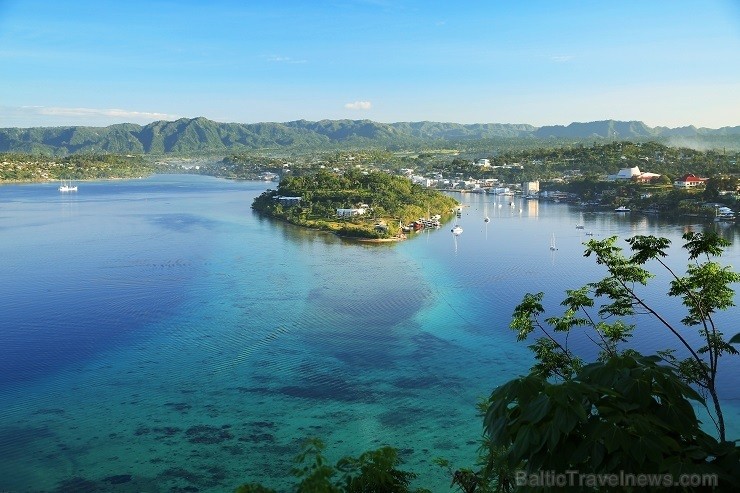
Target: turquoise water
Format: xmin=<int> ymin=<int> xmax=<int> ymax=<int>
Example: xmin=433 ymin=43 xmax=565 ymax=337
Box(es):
xmin=0 ymin=175 xmax=738 ymax=492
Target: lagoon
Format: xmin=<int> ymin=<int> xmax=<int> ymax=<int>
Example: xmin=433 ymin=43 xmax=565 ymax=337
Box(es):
xmin=0 ymin=175 xmax=738 ymax=492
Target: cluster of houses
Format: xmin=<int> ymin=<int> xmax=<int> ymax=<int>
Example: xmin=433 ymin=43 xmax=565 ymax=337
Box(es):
xmin=406 ymin=173 xmax=514 ymax=192
xmin=606 ymin=166 xmax=711 ymax=189
xmin=273 ymin=162 xmax=735 ymax=220
xmin=402 ymin=163 xmax=721 ymax=196
xmin=275 ymin=195 xmax=370 ymax=218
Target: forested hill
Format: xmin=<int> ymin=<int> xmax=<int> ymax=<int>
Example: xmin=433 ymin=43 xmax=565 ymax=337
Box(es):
xmin=1 ymin=117 xmax=739 ymax=155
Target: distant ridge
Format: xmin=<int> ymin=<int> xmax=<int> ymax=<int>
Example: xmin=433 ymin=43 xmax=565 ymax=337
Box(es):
xmin=1 ymin=117 xmax=738 ymax=155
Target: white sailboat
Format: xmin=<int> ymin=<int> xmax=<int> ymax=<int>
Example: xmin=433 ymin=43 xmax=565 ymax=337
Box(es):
xmin=59 ymin=179 xmax=78 ymax=192
xmin=451 ymin=224 xmax=463 ymax=236
xmin=549 ymin=233 xmax=557 ymax=251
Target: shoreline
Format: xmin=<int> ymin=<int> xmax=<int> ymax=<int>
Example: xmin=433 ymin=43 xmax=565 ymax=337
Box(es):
xmin=343 ymin=235 xmax=406 ymax=243
xmin=0 ymin=175 xmax=150 ymax=185
xmin=256 ymin=211 xmax=420 ymax=244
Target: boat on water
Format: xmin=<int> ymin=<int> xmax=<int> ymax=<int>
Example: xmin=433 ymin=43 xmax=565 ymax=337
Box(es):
xmin=59 ymin=180 xmax=78 ymax=192
xmin=451 ymin=224 xmax=463 ymax=236
xmin=715 ymin=206 xmax=736 ymax=222
xmin=614 ymin=205 xmax=630 ymax=212
xmin=549 ymin=233 xmax=557 ymax=250
xmin=575 ymin=224 xmax=584 ymax=229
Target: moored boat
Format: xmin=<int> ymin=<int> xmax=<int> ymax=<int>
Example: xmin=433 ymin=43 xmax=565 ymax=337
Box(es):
xmin=59 ymin=180 xmax=78 ymax=192
xmin=715 ymin=206 xmax=736 ymax=222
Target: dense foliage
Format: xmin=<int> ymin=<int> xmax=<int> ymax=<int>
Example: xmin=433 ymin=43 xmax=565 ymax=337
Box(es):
xmin=509 ymin=232 xmax=740 ymax=440
xmin=2 ymin=117 xmax=739 ymax=157
xmin=417 ymin=141 xmax=739 ymax=184
xmin=484 ymin=355 xmax=740 ymax=492
xmin=470 ymin=232 xmax=740 ymax=491
xmin=251 ymin=169 xmax=459 ymax=239
xmin=0 ymin=152 xmax=153 ymax=181
xmin=234 ymin=438 xmax=429 ymax=493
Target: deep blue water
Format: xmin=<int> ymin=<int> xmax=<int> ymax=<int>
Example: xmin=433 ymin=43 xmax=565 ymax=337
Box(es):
xmin=0 ymin=175 xmax=738 ymax=492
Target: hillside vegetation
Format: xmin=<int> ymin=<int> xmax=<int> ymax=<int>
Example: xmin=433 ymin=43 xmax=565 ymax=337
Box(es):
xmin=2 ymin=117 xmax=740 ymax=156
xmin=251 ymin=169 xmax=459 ymax=240
xmin=0 ymin=153 xmax=151 ymax=182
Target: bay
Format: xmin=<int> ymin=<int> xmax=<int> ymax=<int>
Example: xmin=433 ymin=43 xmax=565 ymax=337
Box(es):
xmin=0 ymin=175 xmax=738 ymax=492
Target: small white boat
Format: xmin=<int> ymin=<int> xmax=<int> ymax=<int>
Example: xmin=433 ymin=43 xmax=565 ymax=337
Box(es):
xmin=549 ymin=233 xmax=557 ymax=250
xmin=59 ymin=180 xmax=78 ymax=192
xmin=614 ymin=205 xmax=630 ymax=212
xmin=575 ymin=224 xmax=584 ymax=229
xmin=715 ymin=206 xmax=736 ymax=222
xmin=483 ymin=216 xmax=490 ymax=223
xmin=451 ymin=225 xmax=463 ymax=236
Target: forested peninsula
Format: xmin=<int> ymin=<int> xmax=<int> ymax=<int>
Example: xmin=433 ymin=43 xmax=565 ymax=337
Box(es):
xmin=251 ymin=169 xmax=459 ymax=240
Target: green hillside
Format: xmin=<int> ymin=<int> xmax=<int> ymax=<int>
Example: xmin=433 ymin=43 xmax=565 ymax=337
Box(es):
xmin=1 ymin=118 xmax=739 ymax=156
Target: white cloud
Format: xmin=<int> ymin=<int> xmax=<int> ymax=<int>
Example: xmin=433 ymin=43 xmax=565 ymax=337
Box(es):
xmin=550 ymin=55 xmax=574 ymax=63
xmin=344 ymin=101 xmax=372 ymax=110
xmin=30 ymin=106 xmax=176 ymax=120
xmin=0 ymin=106 xmax=178 ymax=127
xmin=266 ymin=55 xmax=307 ymax=64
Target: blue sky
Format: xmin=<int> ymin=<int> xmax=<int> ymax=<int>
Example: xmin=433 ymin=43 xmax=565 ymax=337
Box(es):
xmin=1 ymin=0 xmax=739 ymax=128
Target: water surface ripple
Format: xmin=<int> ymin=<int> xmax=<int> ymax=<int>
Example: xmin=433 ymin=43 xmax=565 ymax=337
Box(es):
xmin=0 ymin=176 xmax=737 ymax=492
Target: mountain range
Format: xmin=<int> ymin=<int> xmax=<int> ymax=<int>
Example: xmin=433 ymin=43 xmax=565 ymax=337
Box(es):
xmin=1 ymin=117 xmax=739 ymax=155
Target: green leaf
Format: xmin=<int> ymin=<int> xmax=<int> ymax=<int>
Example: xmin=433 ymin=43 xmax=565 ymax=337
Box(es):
xmin=627 ymin=235 xmax=671 ymax=264
xmin=682 ymin=231 xmax=729 ymax=259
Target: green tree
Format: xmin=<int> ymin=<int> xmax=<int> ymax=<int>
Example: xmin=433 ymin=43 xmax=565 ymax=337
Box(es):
xmin=337 ymin=446 xmax=421 ymax=492
xmin=509 ymin=232 xmax=739 ymax=440
xmin=484 ymin=355 xmax=740 ymax=492
xmin=479 ymin=232 xmax=740 ymax=491
xmin=292 ymin=438 xmax=341 ymax=493
xmin=234 ymin=439 xmax=429 ymax=493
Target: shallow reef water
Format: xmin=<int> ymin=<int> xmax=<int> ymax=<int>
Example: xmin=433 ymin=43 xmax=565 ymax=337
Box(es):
xmin=1 ymin=176 xmax=738 ymax=492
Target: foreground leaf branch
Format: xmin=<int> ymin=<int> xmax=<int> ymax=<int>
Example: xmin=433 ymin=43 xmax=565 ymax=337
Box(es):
xmin=508 ymin=232 xmax=739 ymax=441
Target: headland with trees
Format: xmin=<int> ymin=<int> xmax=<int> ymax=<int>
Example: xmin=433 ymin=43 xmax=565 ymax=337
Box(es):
xmin=250 ymin=169 xmax=460 ymax=240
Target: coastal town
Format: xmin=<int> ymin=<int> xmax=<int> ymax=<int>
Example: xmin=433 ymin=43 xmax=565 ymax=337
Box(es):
xmin=3 ymin=141 xmax=738 ymax=226
xmin=247 ymin=146 xmax=739 ymax=227
xmin=402 ymin=164 xmax=737 ymax=222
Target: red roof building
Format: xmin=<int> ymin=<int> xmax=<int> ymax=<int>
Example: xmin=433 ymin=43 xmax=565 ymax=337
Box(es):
xmin=674 ymin=173 xmax=707 ymax=188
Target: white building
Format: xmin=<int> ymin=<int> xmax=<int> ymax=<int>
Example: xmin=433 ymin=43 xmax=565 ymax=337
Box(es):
xmin=277 ymin=196 xmax=301 ymax=206
xmin=336 ymin=207 xmax=367 ymax=217
xmin=608 ymin=166 xmax=661 ymax=183
xmin=410 ymin=175 xmax=433 ymax=187
xmin=611 ymin=166 xmax=642 ymax=180
xmin=674 ymin=174 xmax=707 ymax=188
xmin=522 ymin=181 xmax=540 ymax=196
